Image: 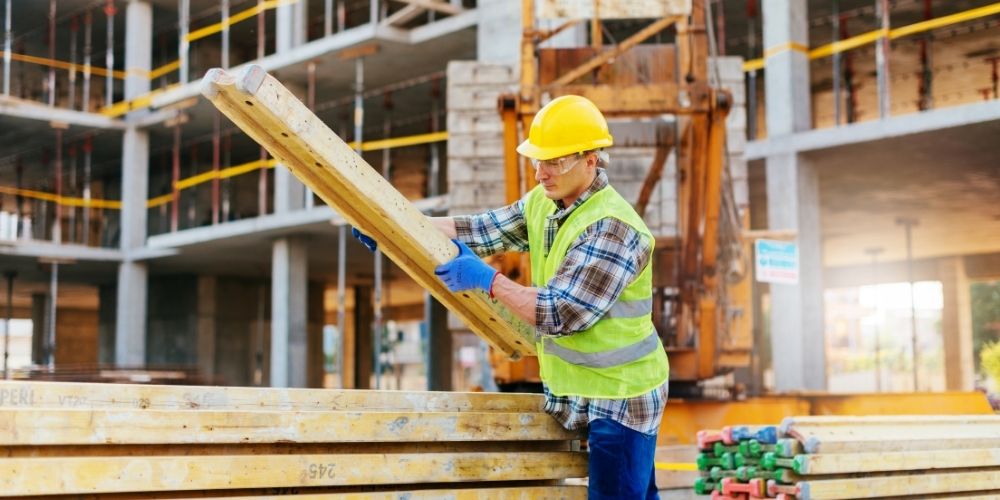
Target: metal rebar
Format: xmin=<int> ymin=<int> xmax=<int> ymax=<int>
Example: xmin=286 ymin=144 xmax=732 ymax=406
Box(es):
xmin=258 ymin=147 xmax=267 ymax=216
xmin=82 ymin=135 xmax=92 ymax=245
xmin=897 ymin=216 xmax=919 ymax=391
xmin=221 ymin=0 xmax=229 ymax=69
xmin=82 ymin=9 xmax=92 ymax=112
xmin=746 ymin=1 xmax=757 ymax=140
xmin=104 ymin=0 xmax=114 ymax=107
xmin=222 ymin=131 xmax=231 ymax=222
xmin=257 ymin=0 xmax=265 ymax=59
xmin=832 ymin=0 xmax=841 ymax=126
xmin=171 ymin=124 xmax=181 ymax=232
xmin=428 ymin=79 xmax=440 ymax=197
xmin=212 ymin=112 xmax=220 ymax=225
xmin=69 ymin=16 xmax=78 ymax=110
xmin=919 ymin=0 xmax=933 ymax=110
xmin=179 ymin=0 xmax=189 ymax=83
xmin=2 ymin=0 xmax=11 ymax=96
xmin=48 ymin=0 xmax=56 ymax=107
xmin=2 ymin=271 xmax=15 ymax=379
xmin=68 ymin=144 xmax=77 ymax=243
xmin=53 ymin=129 xmax=62 ymax=244
xmin=46 ymin=262 xmax=58 ymax=368
xmin=875 ymin=0 xmax=891 ymax=119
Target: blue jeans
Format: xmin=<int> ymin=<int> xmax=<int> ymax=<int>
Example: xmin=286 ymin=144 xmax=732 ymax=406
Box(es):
xmin=587 ymin=418 xmax=659 ymax=500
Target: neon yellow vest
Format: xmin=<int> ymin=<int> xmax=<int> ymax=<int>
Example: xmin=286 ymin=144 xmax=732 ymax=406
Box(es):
xmin=524 ymin=183 xmax=669 ymax=398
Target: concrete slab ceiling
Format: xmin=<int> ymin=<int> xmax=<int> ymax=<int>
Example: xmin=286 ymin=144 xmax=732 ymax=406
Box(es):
xmin=803 ymin=109 xmax=1000 ymax=267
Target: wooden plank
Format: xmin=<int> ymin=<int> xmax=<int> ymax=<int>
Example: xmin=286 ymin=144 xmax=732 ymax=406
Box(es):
xmin=794 ymin=448 xmax=1000 ymax=475
xmin=537 ymin=0 xmax=690 ymax=19
xmin=383 ymin=4 xmax=425 ymax=27
xmin=213 ymin=486 xmax=587 ymax=499
xmin=799 ymin=469 xmax=1000 ymax=500
xmin=393 ymin=0 xmax=462 ymax=16
xmin=0 ymin=452 xmax=588 ymax=496
xmin=201 ymin=66 xmax=536 ymax=360
xmin=0 ymin=408 xmax=579 ymax=445
xmin=0 ymin=441 xmax=574 ymax=459
xmin=0 ymin=380 xmax=546 ymax=412
xmin=799 ymin=436 xmax=1000 ymax=455
xmin=781 ymin=415 xmax=1000 ymax=431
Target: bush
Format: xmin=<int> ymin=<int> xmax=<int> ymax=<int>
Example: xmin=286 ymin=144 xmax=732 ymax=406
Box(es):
xmin=981 ymin=341 xmax=1000 ymax=389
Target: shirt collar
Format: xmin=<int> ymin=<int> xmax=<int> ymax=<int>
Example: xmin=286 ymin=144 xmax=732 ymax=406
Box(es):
xmin=549 ymin=168 xmax=608 ymax=220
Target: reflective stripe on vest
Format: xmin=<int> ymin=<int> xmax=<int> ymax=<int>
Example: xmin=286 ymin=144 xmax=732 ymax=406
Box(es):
xmin=542 ymin=329 xmax=660 ymax=369
xmin=606 ymin=297 xmax=652 ymax=319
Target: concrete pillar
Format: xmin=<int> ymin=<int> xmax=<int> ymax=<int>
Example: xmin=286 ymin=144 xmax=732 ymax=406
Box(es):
xmin=939 ymin=257 xmax=974 ymax=391
xmin=762 ymin=0 xmax=811 ymax=135
xmin=270 ymin=237 xmax=308 ymax=388
xmin=115 ymin=2 xmax=152 ymax=366
xmin=766 ymin=153 xmax=825 ymax=391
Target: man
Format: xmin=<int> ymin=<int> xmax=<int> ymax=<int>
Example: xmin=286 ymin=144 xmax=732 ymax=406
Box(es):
xmin=356 ymin=95 xmax=669 ymax=499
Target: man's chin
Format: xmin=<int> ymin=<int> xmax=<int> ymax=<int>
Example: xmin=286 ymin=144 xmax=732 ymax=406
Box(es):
xmin=542 ymin=187 xmax=561 ymax=199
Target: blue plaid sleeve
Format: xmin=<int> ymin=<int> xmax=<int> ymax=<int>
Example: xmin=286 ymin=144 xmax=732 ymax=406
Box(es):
xmin=452 ymin=199 xmax=530 ymax=257
xmin=535 ymin=218 xmax=651 ymax=336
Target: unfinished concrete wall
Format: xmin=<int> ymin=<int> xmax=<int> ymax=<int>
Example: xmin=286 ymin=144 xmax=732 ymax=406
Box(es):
xmin=146 ymin=275 xmax=199 ymax=366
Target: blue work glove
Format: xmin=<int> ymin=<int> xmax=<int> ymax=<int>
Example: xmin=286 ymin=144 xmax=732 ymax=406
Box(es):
xmin=351 ymin=227 xmax=378 ymax=253
xmin=434 ymin=240 xmax=498 ymax=293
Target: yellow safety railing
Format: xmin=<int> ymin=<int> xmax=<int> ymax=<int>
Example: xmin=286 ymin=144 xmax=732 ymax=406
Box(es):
xmin=0 ymin=130 xmax=448 ymax=210
xmin=743 ymin=1 xmax=1000 ymax=72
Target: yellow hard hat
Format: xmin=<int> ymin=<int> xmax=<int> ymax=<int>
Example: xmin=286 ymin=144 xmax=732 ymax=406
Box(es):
xmin=516 ymin=95 xmax=613 ymax=160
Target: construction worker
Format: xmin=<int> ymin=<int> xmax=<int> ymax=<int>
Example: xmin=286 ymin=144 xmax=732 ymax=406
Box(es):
xmin=355 ymin=95 xmax=669 ymax=499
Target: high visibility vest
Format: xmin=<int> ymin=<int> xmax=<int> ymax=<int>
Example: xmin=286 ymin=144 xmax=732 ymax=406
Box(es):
xmin=524 ymin=184 xmax=669 ymax=398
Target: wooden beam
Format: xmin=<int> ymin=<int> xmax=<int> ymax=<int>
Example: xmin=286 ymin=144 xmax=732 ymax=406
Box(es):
xmin=208 ymin=486 xmax=588 ymax=499
xmin=392 ymin=0 xmax=462 ymax=16
xmin=0 ymin=452 xmax=588 ymax=496
xmin=0 ymin=380 xmax=546 ymax=412
xmin=201 ymin=66 xmax=535 ymax=360
xmin=798 ymin=468 xmax=1000 ymax=500
xmin=550 ymin=83 xmax=702 ymax=115
xmin=548 ymin=16 xmax=681 ymax=88
xmin=634 ymin=143 xmax=672 ymax=217
xmin=382 ymin=4 xmax=425 ymax=27
xmin=793 ymin=448 xmax=1000 ymax=475
xmin=0 ymin=408 xmax=579 ymax=445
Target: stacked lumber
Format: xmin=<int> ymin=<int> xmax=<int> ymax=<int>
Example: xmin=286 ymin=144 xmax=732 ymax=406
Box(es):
xmin=693 ymin=415 xmax=1000 ymax=500
xmin=0 ymin=380 xmax=587 ymax=498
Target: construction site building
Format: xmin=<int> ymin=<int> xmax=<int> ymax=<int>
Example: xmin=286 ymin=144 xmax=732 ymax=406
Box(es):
xmin=0 ymin=0 xmax=998 ymax=402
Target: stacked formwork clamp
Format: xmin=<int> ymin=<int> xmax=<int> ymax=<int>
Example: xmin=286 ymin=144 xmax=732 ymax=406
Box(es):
xmin=694 ymin=415 xmax=1000 ymax=499
xmin=0 ymin=380 xmax=587 ymax=497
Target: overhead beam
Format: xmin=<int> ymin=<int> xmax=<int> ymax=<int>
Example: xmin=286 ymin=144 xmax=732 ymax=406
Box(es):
xmin=393 ymin=0 xmax=462 ymax=16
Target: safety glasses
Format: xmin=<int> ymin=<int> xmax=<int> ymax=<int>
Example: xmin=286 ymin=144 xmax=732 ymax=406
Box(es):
xmin=530 ymin=153 xmax=586 ymax=175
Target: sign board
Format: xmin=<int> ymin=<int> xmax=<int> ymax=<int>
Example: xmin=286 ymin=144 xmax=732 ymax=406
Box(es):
xmin=538 ymin=0 xmax=692 ymax=20
xmin=755 ymin=239 xmax=799 ymax=285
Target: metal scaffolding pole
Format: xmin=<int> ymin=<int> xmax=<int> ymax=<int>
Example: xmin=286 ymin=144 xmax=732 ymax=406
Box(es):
xmin=875 ymin=0 xmax=891 ymax=119
xmin=337 ymin=0 xmax=345 ymax=32
xmin=53 ymin=128 xmax=63 ymax=243
xmin=746 ymin=0 xmax=757 ymax=140
xmin=2 ymin=271 xmax=13 ymax=379
xmin=46 ymin=262 xmax=58 ymax=368
xmin=179 ymin=0 xmax=189 ymax=84
xmin=864 ymin=246 xmax=884 ymax=392
xmin=69 ymin=16 xmax=78 ymax=110
xmin=171 ymin=124 xmax=181 ymax=232
xmin=82 ymin=9 xmax=92 ymax=112
xmin=82 ymin=135 xmax=92 ymax=245
xmin=257 ymin=0 xmax=265 ymax=59
xmin=68 ymin=144 xmax=77 ymax=243
xmin=428 ymin=80 xmax=440 ymax=198
xmin=104 ymin=0 xmax=115 ymax=107
xmin=919 ymin=0 xmax=933 ymax=110
xmin=370 ymin=0 xmax=378 ymax=24
xmin=2 ymin=0 xmax=10 ymax=96
xmin=222 ymin=131 xmax=231 ymax=222
xmin=832 ymin=0 xmax=842 ymax=126
xmin=221 ymin=0 xmax=230 ymax=69
xmin=47 ymin=0 xmax=56 ymax=107
xmin=212 ymin=112 xmax=221 ymax=225
xmin=897 ymin=216 xmax=919 ymax=391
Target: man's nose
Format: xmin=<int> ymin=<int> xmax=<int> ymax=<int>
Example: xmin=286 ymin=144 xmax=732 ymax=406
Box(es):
xmin=535 ymin=167 xmax=548 ymax=183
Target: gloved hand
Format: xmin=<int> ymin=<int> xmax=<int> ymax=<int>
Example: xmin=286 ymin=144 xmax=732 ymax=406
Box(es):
xmin=351 ymin=227 xmax=378 ymax=253
xmin=435 ymin=240 xmax=498 ymax=293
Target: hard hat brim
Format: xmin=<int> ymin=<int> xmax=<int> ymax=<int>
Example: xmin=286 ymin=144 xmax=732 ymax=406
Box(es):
xmin=516 ymin=137 xmax=613 ymax=161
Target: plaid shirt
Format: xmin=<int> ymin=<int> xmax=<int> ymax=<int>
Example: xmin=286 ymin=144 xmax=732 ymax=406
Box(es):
xmin=454 ymin=169 xmax=669 ymax=435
